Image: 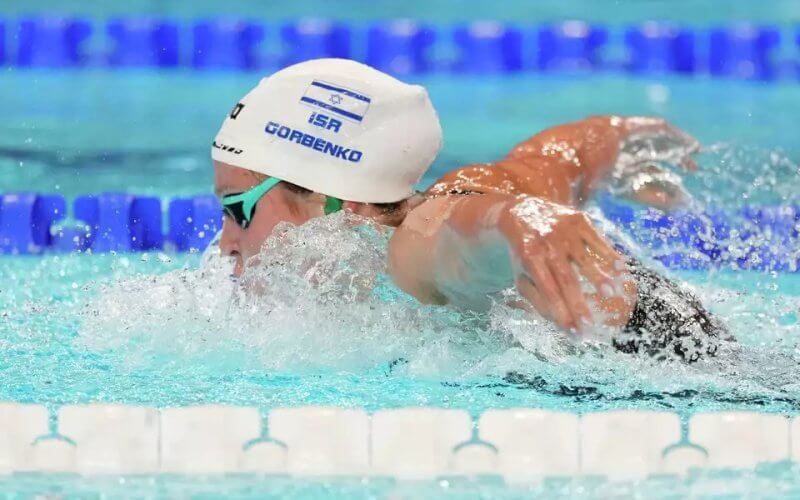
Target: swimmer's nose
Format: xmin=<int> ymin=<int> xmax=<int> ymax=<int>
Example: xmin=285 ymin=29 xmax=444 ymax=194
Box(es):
xmin=220 ymin=221 xmax=245 ymax=276
xmin=219 ymin=219 xmax=239 ymax=256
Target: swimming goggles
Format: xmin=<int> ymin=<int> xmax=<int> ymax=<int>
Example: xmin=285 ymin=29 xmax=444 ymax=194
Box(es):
xmin=221 ymin=177 xmax=343 ymax=229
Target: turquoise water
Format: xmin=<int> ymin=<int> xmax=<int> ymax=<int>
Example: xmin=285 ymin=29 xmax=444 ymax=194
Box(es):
xmin=2 ymin=71 xmax=799 ymax=206
xmin=2 ymin=214 xmax=800 ymax=416
xmin=3 ymin=0 xmax=800 ymax=25
xmin=2 ymin=7 xmax=800 ymax=496
xmin=3 ymin=469 xmax=800 ymax=499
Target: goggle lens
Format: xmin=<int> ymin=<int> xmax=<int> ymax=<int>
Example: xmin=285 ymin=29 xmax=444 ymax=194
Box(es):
xmin=222 ymin=199 xmax=252 ymax=229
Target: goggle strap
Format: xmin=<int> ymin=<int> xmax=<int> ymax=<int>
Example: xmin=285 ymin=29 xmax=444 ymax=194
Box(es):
xmin=241 ymin=177 xmax=282 ymax=218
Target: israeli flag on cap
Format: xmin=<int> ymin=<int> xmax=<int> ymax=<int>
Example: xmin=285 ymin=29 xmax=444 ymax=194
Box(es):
xmin=300 ymin=80 xmax=371 ymax=122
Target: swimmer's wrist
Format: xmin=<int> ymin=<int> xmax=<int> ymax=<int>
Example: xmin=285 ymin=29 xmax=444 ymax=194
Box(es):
xmin=496 ymin=195 xmax=562 ymax=243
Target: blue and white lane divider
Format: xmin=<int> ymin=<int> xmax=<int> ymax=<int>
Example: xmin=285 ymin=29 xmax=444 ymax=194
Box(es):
xmin=0 ymin=17 xmax=795 ymax=80
xmin=0 ymin=403 xmax=797 ymax=479
xmin=0 ymin=193 xmax=221 ymax=255
xmin=1 ymin=192 xmax=799 ymax=272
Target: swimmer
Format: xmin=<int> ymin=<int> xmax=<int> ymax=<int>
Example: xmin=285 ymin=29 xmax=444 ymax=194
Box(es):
xmin=212 ymin=59 xmax=730 ymax=363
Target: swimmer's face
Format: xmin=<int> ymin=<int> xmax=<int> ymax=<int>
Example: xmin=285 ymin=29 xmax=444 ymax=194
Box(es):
xmin=214 ymin=161 xmax=323 ymax=276
xmin=214 ymin=161 xmax=416 ymax=276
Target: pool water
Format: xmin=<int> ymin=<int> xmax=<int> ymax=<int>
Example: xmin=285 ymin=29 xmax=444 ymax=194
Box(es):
xmin=2 ymin=65 xmax=800 ymax=496
xmin=2 ymin=72 xmax=800 ymax=205
xmin=3 ymin=210 xmax=800 ymax=416
xmin=3 ymin=468 xmax=800 ymax=499
xmin=2 ymin=0 xmax=800 ymax=26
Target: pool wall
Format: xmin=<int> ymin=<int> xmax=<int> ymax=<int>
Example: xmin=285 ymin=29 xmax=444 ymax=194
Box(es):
xmin=0 ymin=403 xmax=795 ymax=480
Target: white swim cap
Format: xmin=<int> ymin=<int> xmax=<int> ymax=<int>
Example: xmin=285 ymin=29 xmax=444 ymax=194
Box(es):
xmin=211 ymin=58 xmax=443 ymax=203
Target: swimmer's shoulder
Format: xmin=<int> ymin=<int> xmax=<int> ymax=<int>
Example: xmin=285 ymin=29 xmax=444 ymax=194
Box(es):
xmin=426 ymin=159 xmax=573 ymax=205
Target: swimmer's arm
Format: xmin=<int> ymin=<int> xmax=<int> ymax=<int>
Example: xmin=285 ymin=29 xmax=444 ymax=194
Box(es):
xmin=506 ymin=116 xmax=699 ymax=207
xmin=388 ymin=194 xmax=636 ymax=331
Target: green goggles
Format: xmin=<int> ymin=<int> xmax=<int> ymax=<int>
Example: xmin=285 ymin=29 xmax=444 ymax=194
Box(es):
xmin=221 ymin=177 xmax=343 ymax=230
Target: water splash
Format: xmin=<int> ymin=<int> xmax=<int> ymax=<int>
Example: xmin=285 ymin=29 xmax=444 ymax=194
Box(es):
xmin=690 ymin=143 xmax=800 ymax=207
xmin=77 ymin=214 xmax=507 ymax=375
xmin=71 ymin=210 xmax=800 ymax=413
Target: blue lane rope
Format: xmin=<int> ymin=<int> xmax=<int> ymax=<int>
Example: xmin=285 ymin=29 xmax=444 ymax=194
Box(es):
xmin=0 ymin=17 xmax=793 ymax=81
xmin=1 ymin=193 xmax=799 ymax=273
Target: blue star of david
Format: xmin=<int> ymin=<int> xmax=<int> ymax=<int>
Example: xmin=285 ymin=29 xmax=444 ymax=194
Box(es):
xmin=329 ymin=94 xmax=343 ymax=105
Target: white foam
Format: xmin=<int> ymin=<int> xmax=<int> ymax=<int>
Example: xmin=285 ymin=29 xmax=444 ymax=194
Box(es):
xmin=76 ymin=213 xmax=510 ymax=375
xmin=73 ymin=211 xmax=800 ymax=402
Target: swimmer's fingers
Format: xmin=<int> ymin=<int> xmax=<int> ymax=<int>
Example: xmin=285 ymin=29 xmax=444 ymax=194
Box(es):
xmin=570 ymin=250 xmax=614 ymax=293
xmin=577 ymin=227 xmax=631 ymax=294
xmin=547 ymin=252 xmax=593 ymax=330
xmin=627 ymin=118 xmax=701 ymax=170
xmin=664 ymin=125 xmax=701 ymax=171
xmin=654 ymin=121 xmax=701 ymax=150
xmin=666 ymin=123 xmax=700 ymax=147
xmin=576 ymin=221 xmax=624 ymax=267
xmin=522 ymin=254 xmax=575 ymax=330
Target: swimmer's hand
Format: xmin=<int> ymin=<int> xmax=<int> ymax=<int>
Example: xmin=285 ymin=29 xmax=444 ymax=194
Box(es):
xmin=501 ymin=115 xmax=698 ymax=210
xmin=612 ymin=117 xmax=700 ymax=209
xmin=499 ymin=197 xmax=637 ymax=333
xmin=618 ymin=117 xmax=700 ymax=171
